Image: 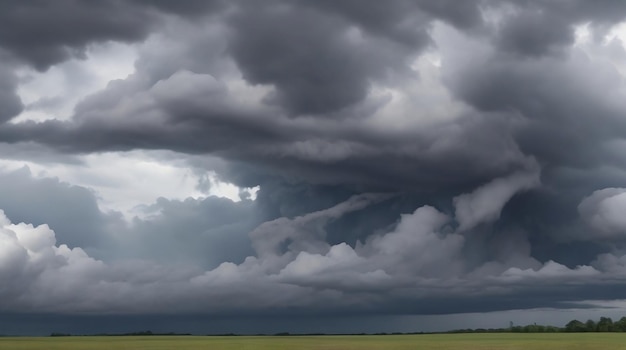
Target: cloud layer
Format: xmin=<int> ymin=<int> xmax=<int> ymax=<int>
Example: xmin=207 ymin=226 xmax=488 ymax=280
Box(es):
xmin=2 ymin=0 xmax=626 ymax=330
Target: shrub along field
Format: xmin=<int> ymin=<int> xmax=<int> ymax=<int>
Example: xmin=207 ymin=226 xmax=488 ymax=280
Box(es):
xmin=4 ymin=334 xmax=626 ymax=350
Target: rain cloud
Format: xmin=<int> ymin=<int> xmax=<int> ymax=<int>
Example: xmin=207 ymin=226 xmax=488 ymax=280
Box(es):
xmin=3 ymin=0 xmax=626 ymax=334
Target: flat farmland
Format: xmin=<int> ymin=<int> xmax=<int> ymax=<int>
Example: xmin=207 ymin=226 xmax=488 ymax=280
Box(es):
xmin=3 ymin=333 xmax=626 ymax=350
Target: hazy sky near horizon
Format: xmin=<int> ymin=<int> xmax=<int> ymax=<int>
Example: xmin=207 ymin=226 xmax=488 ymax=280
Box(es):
xmin=4 ymin=0 xmax=626 ymax=334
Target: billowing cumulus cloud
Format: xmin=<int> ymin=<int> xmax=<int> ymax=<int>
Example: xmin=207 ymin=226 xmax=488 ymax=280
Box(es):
xmin=579 ymin=188 xmax=626 ymax=237
xmin=4 ymin=193 xmax=626 ymax=319
xmin=3 ymin=0 xmax=626 ymax=334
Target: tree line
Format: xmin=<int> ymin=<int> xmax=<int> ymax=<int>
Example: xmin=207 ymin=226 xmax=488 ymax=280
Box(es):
xmin=563 ymin=317 xmax=626 ymax=332
xmin=46 ymin=316 xmax=626 ymax=337
xmin=449 ymin=316 xmax=626 ymax=333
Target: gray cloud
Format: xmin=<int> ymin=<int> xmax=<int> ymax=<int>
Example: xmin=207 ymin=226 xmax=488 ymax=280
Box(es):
xmin=0 ymin=1 xmax=153 ymax=71
xmin=0 ymin=167 xmax=264 ymax=269
xmin=131 ymin=0 xmax=225 ymax=17
xmin=227 ymin=2 xmax=376 ymax=115
xmin=4 ymin=0 xmax=626 ymax=331
xmin=124 ymin=196 xmax=260 ymax=269
xmin=579 ymin=188 xmax=626 ymax=237
xmin=0 ymin=167 xmax=114 ymax=250
xmin=487 ymin=1 xmax=626 ymax=56
xmin=3 ymin=190 xmax=626 ymax=318
xmin=454 ymin=169 xmax=540 ymax=231
xmin=0 ymin=0 xmax=228 ymax=72
xmin=0 ymin=66 xmax=23 ymax=123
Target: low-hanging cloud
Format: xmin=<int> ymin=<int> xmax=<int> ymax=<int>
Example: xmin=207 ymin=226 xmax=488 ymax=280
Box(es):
xmin=2 ymin=181 xmax=626 ymax=317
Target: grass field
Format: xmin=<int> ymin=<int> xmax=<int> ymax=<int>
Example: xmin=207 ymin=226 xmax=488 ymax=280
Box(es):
xmin=3 ymin=333 xmax=626 ymax=349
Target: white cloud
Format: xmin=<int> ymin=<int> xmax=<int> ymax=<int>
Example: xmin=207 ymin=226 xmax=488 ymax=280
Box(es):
xmin=454 ymin=169 xmax=541 ymax=231
xmin=579 ymin=188 xmax=626 ymax=237
xmin=500 ymin=261 xmax=599 ymax=281
xmin=14 ymin=42 xmax=137 ymax=123
xmin=0 ymin=151 xmax=249 ymax=219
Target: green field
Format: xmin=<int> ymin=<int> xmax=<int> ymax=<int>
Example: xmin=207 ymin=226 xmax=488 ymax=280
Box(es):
xmin=3 ymin=333 xmax=626 ymax=349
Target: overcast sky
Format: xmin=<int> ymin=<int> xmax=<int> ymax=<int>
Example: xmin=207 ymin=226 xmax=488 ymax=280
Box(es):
xmin=4 ymin=0 xmax=626 ymax=335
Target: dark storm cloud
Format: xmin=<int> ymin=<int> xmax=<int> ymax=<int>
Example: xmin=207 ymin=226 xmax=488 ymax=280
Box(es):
xmin=492 ymin=0 xmax=626 ymax=56
xmin=0 ymin=1 xmax=154 ymax=71
xmin=3 ymin=0 xmax=624 ymax=191
xmin=131 ymin=0 xmax=225 ymax=17
xmin=495 ymin=9 xmax=574 ymax=56
xmin=225 ymin=0 xmax=483 ymax=117
xmin=5 ymin=0 xmax=626 ymax=326
xmin=0 ymin=67 xmax=23 ymax=123
xmin=0 ymin=167 xmax=114 ymax=250
xmin=0 ymin=0 xmax=230 ymax=72
xmin=309 ymin=0 xmax=483 ymax=45
xmin=227 ymin=0 xmax=483 ymax=116
xmin=227 ymin=2 xmax=378 ymax=115
xmin=444 ymin=33 xmax=626 ymax=168
xmin=0 ymin=82 xmax=535 ymax=193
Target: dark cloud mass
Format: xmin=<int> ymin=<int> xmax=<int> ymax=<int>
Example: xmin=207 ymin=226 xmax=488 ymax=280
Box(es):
xmin=0 ymin=67 xmax=23 ymax=122
xmin=3 ymin=0 xmax=626 ymax=334
xmin=0 ymin=0 xmax=225 ymax=71
xmin=0 ymin=1 xmax=151 ymax=70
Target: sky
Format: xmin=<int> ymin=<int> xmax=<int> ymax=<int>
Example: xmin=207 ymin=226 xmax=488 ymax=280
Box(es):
xmin=4 ymin=0 xmax=626 ymax=335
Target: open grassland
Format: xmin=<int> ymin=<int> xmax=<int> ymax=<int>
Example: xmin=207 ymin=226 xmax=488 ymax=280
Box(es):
xmin=4 ymin=333 xmax=626 ymax=350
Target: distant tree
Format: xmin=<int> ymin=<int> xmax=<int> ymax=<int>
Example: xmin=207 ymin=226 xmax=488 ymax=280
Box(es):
xmin=585 ymin=319 xmax=597 ymax=332
xmin=544 ymin=326 xmax=560 ymax=333
xmin=597 ymin=317 xmax=614 ymax=332
xmin=438 ymin=315 xmax=626 ymax=334
xmin=523 ymin=324 xmax=543 ymax=333
xmin=615 ymin=317 xmax=626 ymax=332
xmin=565 ymin=319 xmax=586 ymax=332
